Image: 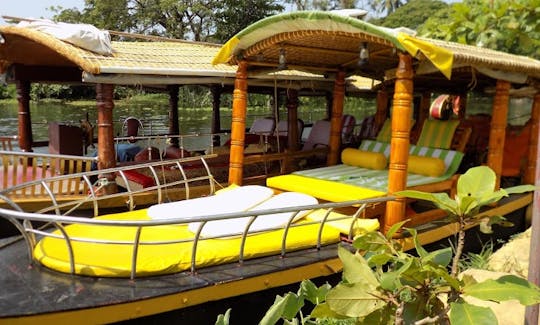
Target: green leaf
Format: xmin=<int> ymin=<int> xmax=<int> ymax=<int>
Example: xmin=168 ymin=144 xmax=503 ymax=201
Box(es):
xmin=298 ymin=280 xmax=330 ymax=305
xmin=259 ymin=293 xmax=303 ymax=325
xmin=463 ymin=275 xmax=540 ymax=305
xmin=424 ymin=263 xmax=461 ymax=290
xmin=406 ymin=227 xmax=428 ymax=257
xmin=326 ymin=282 xmax=385 ymax=318
xmin=310 ymin=302 xmax=350 ymax=319
xmin=457 ymin=166 xmax=496 ymax=199
xmin=400 ymin=190 xmax=458 ymax=213
xmin=352 ymin=231 xmax=388 ymax=252
xmin=215 ymin=308 xmax=231 ymax=325
xmin=449 ymin=300 xmax=497 ymax=325
xmin=422 ymin=247 xmax=452 ymax=267
xmin=504 ymin=184 xmax=537 ymax=195
xmin=385 ymin=219 xmax=409 ymax=240
xmin=367 ymin=253 xmax=393 ymax=267
xmin=357 ymin=305 xmax=395 ymax=324
xmin=338 ymin=245 xmax=379 ymax=286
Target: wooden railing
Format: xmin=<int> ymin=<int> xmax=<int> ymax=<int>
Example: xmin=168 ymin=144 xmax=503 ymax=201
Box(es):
xmin=0 ymin=150 xmax=98 ymax=196
xmin=0 ymin=136 xmax=17 ymax=151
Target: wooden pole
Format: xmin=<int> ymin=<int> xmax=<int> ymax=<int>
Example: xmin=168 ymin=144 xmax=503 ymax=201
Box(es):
xmin=384 ymin=53 xmax=414 ymax=233
xmin=375 ymin=89 xmax=389 ymax=130
xmin=286 ymin=88 xmax=299 ymax=152
xmin=96 ymin=84 xmax=116 ymax=170
xmin=95 ymin=83 xmax=117 ymax=194
xmin=525 ymin=91 xmax=540 ymax=325
xmin=325 ymin=91 xmax=333 ymax=119
xmin=15 ymin=80 xmax=33 ymax=152
xmin=328 ymin=70 xmax=345 ymax=166
xmin=211 ymin=85 xmax=222 ymax=147
xmin=228 ymin=60 xmax=248 ymax=185
xmin=167 ymin=85 xmax=180 ymax=147
xmin=524 ymin=93 xmax=540 ymax=184
xmin=487 ymin=80 xmax=510 ymax=189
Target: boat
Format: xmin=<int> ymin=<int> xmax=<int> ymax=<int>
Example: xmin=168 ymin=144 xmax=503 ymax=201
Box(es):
xmin=0 ymin=11 xmax=539 ymax=323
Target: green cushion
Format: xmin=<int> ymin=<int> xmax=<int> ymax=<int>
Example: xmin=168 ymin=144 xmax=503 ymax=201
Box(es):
xmin=416 ymin=119 xmax=459 ymax=149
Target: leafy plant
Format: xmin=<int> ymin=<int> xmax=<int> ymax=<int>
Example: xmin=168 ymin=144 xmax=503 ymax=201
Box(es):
xmin=216 ymin=166 xmax=539 ymax=324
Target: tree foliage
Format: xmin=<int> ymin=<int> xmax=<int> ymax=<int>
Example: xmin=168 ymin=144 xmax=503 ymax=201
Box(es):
xmin=283 ymin=0 xmax=359 ymax=11
xmin=369 ymin=0 xmax=447 ymax=30
xmin=369 ymin=0 xmax=405 ymax=15
xmin=51 ymin=0 xmax=283 ymax=42
xmin=418 ymin=0 xmax=540 ymax=59
xmin=212 ymin=0 xmax=283 ymax=43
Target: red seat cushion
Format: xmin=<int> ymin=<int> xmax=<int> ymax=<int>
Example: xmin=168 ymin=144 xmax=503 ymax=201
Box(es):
xmin=117 ymin=170 xmax=155 ymax=189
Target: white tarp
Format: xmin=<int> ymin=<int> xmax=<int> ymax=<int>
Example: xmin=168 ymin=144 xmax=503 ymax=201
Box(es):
xmin=17 ymin=19 xmax=112 ymax=56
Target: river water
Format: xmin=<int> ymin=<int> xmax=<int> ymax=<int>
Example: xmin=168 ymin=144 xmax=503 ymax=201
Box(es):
xmin=0 ymin=97 xmax=342 ymax=153
xmin=0 ymin=95 xmax=532 ymax=153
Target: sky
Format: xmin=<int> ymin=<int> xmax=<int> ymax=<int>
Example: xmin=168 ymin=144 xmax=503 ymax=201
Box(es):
xmin=0 ymin=0 xmax=85 ymax=23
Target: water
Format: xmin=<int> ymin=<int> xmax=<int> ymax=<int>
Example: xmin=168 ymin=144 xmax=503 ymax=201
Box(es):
xmin=0 ymin=96 xmax=379 ymax=153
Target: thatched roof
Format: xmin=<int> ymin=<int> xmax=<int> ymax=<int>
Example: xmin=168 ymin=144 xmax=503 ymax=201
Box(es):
xmin=213 ymin=11 xmax=540 ymax=93
xmin=0 ymin=23 xmax=376 ymax=92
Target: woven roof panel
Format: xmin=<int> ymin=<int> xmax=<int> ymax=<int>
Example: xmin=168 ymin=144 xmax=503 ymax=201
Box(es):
xmin=0 ymin=26 xmax=236 ymax=75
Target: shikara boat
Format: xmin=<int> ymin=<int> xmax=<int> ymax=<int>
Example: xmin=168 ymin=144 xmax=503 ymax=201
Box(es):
xmin=0 ymin=11 xmax=539 ymax=323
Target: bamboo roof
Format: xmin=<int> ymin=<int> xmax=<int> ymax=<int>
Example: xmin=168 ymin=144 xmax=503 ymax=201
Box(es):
xmin=0 ymin=23 xmax=375 ymax=92
xmin=213 ymin=11 xmax=540 ymax=92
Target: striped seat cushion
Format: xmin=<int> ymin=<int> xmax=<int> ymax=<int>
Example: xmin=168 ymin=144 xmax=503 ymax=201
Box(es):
xmin=283 ymin=142 xmax=464 ymax=195
xmin=358 ymin=139 xmax=391 ymax=158
xmin=416 ymin=119 xmax=460 ymax=149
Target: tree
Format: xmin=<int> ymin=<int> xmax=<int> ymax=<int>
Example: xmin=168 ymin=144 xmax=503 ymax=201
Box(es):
xmin=212 ymin=0 xmax=284 ymax=43
xmin=418 ymin=0 xmax=540 ymax=59
xmin=51 ymin=0 xmax=284 ymax=43
xmin=369 ymin=0 xmax=447 ymax=30
xmin=283 ymin=0 xmax=359 ymax=11
xmin=369 ymin=0 xmax=405 ymax=16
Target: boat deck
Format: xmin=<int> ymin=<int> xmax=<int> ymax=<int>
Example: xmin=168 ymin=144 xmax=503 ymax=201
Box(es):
xmin=0 ymin=235 xmax=344 ymax=323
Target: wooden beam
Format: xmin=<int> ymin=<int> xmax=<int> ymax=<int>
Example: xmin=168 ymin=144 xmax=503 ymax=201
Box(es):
xmin=10 ymin=64 xmax=82 ymax=83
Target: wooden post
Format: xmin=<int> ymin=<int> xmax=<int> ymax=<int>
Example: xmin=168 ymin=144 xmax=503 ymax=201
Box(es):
xmin=328 ymin=70 xmax=345 ymax=166
xmin=524 ymin=93 xmax=540 ymax=184
xmin=211 ymin=85 xmax=222 ymax=147
xmin=385 ymin=53 xmax=414 ymax=233
xmin=487 ymin=80 xmax=510 ymax=189
xmin=418 ymin=91 xmax=431 ymax=125
xmin=95 ymin=83 xmax=117 ymax=194
xmin=457 ymin=91 xmax=468 ymax=120
xmin=325 ymin=91 xmax=333 ymax=119
xmin=375 ymin=89 xmax=389 ymax=131
xmin=168 ymin=85 xmax=180 ymax=147
xmin=96 ymin=84 xmax=116 ymax=170
xmin=228 ymin=60 xmax=248 ymax=185
xmin=16 ymin=80 xmax=33 ymax=152
xmin=286 ymin=89 xmax=299 ymax=152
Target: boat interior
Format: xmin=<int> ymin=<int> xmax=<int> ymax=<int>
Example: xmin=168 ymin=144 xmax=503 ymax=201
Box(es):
xmin=0 ymin=10 xmax=539 ymax=323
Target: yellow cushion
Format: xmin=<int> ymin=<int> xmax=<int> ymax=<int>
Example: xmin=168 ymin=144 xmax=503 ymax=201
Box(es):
xmin=341 ymin=148 xmax=387 ymax=170
xmin=33 ymin=209 xmax=342 ymax=277
xmin=267 ymin=174 xmax=386 ymax=202
xmin=306 ymin=209 xmax=380 ymax=235
xmin=407 ymin=155 xmax=445 ymax=177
